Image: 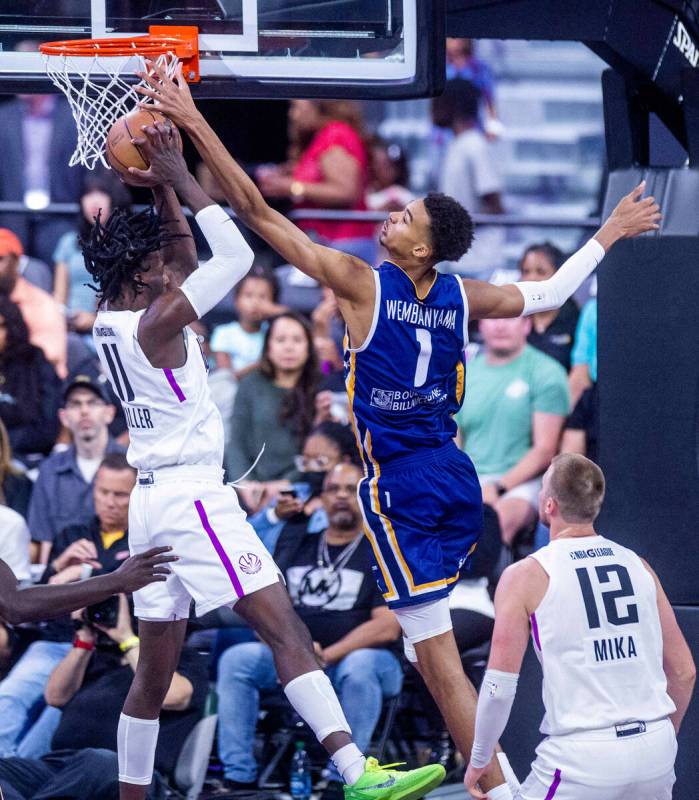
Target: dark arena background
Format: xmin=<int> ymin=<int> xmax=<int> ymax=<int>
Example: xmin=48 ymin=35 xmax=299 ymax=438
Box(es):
xmin=0 ymin=2 xmax=695 ymax=799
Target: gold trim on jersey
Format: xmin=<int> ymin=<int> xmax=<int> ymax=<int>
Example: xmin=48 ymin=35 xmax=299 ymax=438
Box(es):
xmin=456 ymin=361 xmax=465 ymax=405
xmin=384 ymin=260 xmax=438 ymax=302
xmin=346 ymin=349 xmax=398 ymax=602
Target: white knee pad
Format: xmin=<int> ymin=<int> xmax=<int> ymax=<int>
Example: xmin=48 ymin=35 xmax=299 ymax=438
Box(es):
xmin=393 ymin=597 xmax=453 ymax=663
xmin=117 ymin=713 xmax=160 ymax=785
xmin=284 ymin=670 xmax=352 ymax=742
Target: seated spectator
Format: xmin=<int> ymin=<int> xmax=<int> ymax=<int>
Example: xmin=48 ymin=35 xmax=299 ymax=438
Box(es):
xmin=227 ymin=312 xmax=319 ymax=512
xmin=432 ymin=79 xmax=504 ymax=279
xmin=216 ymin=463 xmax=402 ymax=800
xmin=569 ymin=296 xmax=597 ymax=408
xmin=0 ymin=596 xmax=208 ymax=800
xmin=250 ymin=421 xmax=360 ymax=553
xmin=560 ymin=383 xmax=599 ymax=463
xmin=27 ymin=374 xmax=122 ymax=563
xmin=53 ymin=174 xmax=130 ymax=341
xmin=455 ymin=317 xmax=569 ymax=545
xmin=0 ymin=296 xmax=61 ymax=463
xmin=256 ymin=100 xmax=376 ymax=264
xmin=0 ymin=418 xmax=33 ymax=519
xmin=519 ymin=242 xmax=580 ymax=370
xmin=445 ymin=38 xmax=500 ymax=136
xmin=0 ymin=228 xmax=67 ymax=378
xmin=210 ymin=267 xmax=284 ymax=379
xmin=366 ymin=137 xmax=414 ymax=212
xmin=0 ymin=454 xmax=136 ymax=760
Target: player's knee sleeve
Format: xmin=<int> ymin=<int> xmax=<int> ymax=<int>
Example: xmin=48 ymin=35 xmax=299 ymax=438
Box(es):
xmin=394 ymin=597 xmax=453 ymax=648
xmin=117 ymin=713 xmax=160 ymax=785
xmin=284 ymin=670 xmax=352 ymax=742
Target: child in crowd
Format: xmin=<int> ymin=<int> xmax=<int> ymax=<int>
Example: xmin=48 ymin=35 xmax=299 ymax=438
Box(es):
xmin=210 ymin=266 xmax=285 ymax=379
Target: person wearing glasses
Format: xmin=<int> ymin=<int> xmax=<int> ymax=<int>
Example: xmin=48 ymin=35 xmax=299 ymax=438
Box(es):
xmin=216 ymin=462 xmax=403 ymax=800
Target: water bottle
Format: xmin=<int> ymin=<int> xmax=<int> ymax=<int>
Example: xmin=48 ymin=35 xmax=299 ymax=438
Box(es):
xmin=290 ymin=740 xmax=312 ymax=800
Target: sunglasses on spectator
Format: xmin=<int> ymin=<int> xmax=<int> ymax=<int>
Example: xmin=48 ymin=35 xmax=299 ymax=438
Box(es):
xmin=294 ymin=454 xmax=332 ymax=472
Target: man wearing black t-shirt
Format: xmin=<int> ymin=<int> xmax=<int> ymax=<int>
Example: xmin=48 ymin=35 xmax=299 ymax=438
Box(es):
xmin=215 ymin=463 xmax=403 ymax=800
xmin=0 ymin=594 xmax=208 ymax=799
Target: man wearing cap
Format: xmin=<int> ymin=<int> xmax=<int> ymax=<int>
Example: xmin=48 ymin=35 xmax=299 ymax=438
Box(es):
xmin=0 ymin=228 xmax=67 ymax=378
xmin=27 ymin=374 xmax=125 ymax=564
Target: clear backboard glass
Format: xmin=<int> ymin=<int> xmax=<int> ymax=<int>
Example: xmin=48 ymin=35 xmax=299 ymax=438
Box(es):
xmin=0 ymin=1 xmax=443 ymax=98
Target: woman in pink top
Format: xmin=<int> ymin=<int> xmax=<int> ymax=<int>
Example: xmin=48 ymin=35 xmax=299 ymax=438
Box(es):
xmin=256 ymin=100 xmax=377 ymax=264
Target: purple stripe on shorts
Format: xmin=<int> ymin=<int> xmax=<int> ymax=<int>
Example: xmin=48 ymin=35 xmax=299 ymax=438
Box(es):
xmin=544 ymin=769 xmax=561 ymax=800
xmin=194 ymin=499 xmax=244 ymax=599
xmin=163 ymin=369 xmax=186 ymax=402
xmin=531 ymin=612 xmax=542 ymax=651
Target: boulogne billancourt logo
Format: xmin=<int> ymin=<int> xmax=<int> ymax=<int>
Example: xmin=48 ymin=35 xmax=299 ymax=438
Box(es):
xmin=238 ymin=553 xmax=262 ymax=575
xmin=370 ymin=386 xmax=447 ymax=412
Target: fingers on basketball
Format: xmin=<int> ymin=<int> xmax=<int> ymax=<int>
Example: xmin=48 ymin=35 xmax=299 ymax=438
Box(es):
xmin=105 ymin=109 xmax=181 ymax=185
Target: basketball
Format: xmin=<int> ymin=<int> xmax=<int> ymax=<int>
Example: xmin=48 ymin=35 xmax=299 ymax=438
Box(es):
xmin=105 ymin=108 xmax=180 ymax=181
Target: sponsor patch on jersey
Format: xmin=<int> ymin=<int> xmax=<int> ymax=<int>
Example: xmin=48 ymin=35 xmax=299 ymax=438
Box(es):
xmin=569 ymin=546 xmax=615 ymax=560
xmin=94 ymin=326 xmax=115 ymax=337
xmin=370 ymin=386 xmax=447 ymax=412
xmin=238 ymin=553 xmax=262 ymax=575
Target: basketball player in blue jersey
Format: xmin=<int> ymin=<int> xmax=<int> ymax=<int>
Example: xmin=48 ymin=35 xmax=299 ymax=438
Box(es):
xmin=138 ymin=64 xmax=662 ymax=799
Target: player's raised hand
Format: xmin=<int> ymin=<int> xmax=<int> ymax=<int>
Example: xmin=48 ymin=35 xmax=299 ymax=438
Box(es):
xmin=136 ymin=61 xmax=199 ymax=130
xmin=112 ymin=546 xmax=178 ymax=593
xmin=606 ymin=181 xmax=662 ymax=239
xmin=127 ymin=122 xmax=188 ymax=187
xmin=464 ymin=763 xmax=488 ymax=799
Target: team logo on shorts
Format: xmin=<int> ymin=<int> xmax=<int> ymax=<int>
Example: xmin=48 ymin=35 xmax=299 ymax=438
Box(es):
xmin=238 ymin=553 xmax=262 ymax=575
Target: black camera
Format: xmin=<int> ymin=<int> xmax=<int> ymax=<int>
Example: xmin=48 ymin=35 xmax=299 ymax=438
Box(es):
xmin=83 ymin=595 xmax=120 ymax=628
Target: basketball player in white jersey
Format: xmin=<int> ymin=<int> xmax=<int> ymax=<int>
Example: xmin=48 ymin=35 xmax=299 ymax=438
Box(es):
xmin=86 ymin=125 xmax=446 ymax=800
xmin=465 ymin=453 xmax=696 ymax=799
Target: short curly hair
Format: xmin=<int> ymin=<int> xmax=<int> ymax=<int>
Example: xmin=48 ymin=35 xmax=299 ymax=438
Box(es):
xmin=423 ymin=193 xmax=474 ymax=263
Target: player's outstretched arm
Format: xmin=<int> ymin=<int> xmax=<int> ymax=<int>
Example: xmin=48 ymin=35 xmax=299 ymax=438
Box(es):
xmin=465 ymin=560 xmax=544 ymax=798
xmin=135 ymin=62 xmax=375 ymax=307
xmin=151 ymin=182 xmax=198 ymax=286
xmin=465 ymin=181 xmax=662 ymax=320
xmin=642 ymin=559 xmax=696 ymax=733
xmin=0 ymin=548 xmax=176 ymax=625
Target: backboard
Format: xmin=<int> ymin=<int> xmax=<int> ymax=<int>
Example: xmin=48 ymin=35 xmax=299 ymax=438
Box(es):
xmin=0 ymin=1 xmax=444 ymax=98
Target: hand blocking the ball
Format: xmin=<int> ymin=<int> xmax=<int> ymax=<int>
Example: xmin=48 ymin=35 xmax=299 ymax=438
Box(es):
xmin=106 ymin=110 xmax=188 ymax=188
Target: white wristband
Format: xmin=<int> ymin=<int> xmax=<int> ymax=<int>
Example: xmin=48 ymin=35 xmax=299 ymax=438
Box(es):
xmin=515 ymin=238 xmax=605 ymax=316
xmin=470 ymin=669 xmax=519 ymax=769
xmin=180 ymin=204 xmax=254 ymax=319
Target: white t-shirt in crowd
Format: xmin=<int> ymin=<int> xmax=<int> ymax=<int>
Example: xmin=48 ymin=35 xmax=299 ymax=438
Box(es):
xmin=210 ymin=321 xmax=266 ymax=373
xmin=0 ymin=505 xmax=31 ymax=582
xmin=438 ymin=128 xmax=505 ymax=278
xmin=76 ymin=455 xmax=102 ymax=484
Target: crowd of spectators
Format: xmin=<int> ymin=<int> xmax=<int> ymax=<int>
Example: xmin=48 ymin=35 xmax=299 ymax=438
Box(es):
xmin=0 ymin=38 xmax=601 ymax=799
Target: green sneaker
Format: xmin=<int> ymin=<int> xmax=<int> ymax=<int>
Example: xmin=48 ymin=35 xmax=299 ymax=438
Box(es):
xmin=343 ymin=757 xmax=446 ymax=800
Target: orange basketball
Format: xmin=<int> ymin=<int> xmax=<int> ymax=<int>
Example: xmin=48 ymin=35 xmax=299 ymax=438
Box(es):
xmin=105 ymin=108 xmax=180 ymax=182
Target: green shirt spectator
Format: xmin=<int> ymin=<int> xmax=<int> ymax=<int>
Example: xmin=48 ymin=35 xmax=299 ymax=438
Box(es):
xmin=456 ymin=344 xmax=569 ymax=476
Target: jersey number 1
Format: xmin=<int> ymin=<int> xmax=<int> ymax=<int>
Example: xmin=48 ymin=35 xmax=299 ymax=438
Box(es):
xmin=414 ymin=328 xmax=433 ymax=387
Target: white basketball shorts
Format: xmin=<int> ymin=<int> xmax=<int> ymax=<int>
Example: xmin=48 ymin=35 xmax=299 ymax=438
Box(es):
xmin=520 ymin=718 xmax=677 ymax=799
xmin=128 ymin=465 xmax=281 ymax=620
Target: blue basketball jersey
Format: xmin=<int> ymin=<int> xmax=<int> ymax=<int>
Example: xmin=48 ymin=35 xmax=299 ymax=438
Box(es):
xmin=345 ymin=261 xmax=468 ymax=468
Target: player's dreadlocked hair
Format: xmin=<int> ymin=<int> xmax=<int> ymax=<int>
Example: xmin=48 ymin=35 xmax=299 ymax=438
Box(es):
xmin=81 ymin=206 xmax=176 ymax=307
xmin=423 ymin=192 xmax=475 ymax=264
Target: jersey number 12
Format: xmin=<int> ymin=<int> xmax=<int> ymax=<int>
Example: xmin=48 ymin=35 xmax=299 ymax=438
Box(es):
xmin=575 ymin=564 xmax=639 ymax=629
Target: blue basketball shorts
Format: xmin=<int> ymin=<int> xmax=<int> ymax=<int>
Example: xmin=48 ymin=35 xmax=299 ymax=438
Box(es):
xmin=358 ymin=442 xmax=484 ymax=609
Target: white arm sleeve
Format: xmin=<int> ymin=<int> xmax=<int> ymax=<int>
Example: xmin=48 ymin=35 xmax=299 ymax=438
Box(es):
xmin=179 ymin=204 xmax=254 ymax=319
xmin=469 ymin=669 xmax=519 ymax=769
xmin=515 ymin=238 xmax=605 ymax=316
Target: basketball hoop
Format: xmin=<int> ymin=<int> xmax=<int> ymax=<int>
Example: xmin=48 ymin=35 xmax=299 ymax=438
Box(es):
xmin=40 ymin=26 xmax=199 ymax=170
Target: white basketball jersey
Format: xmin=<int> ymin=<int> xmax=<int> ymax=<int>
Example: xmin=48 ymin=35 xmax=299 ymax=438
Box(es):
xmin=529 ymin=535 xmax=675 ymax=737
xmin=93 ymin=309 xmax=224 ymax=471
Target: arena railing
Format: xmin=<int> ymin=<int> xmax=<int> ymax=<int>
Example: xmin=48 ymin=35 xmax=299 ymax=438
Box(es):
xmin=0 ymin=201 xmax=601 ymax=229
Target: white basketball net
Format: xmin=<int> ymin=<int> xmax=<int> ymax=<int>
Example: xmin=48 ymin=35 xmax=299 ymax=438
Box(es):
xmin=43 ymin=50 xmax=178 ymax=170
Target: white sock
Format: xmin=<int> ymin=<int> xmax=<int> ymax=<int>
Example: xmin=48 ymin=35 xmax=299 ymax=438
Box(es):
xmin=497 ymin=752 xmax=521 ymax=792
xmin=117 ymin=713 xmax=159 ymax=785
xmin=284 ymin=670 xmax=352 ymax=742
xmin=331 ymin=742 xmax=366 ymax=785
xmin=487 ymin=783 xmax=514 ymax=800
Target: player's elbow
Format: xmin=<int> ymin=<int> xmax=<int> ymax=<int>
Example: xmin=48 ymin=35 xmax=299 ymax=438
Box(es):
xmin=0 ymin=600 xmax=21 ymax=626
xmin=666 ymin=654 xmax=696 ymax=689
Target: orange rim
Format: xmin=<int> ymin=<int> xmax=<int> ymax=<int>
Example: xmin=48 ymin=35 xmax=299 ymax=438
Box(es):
xmin=39 ymin=25 xmax=200 ymax=81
